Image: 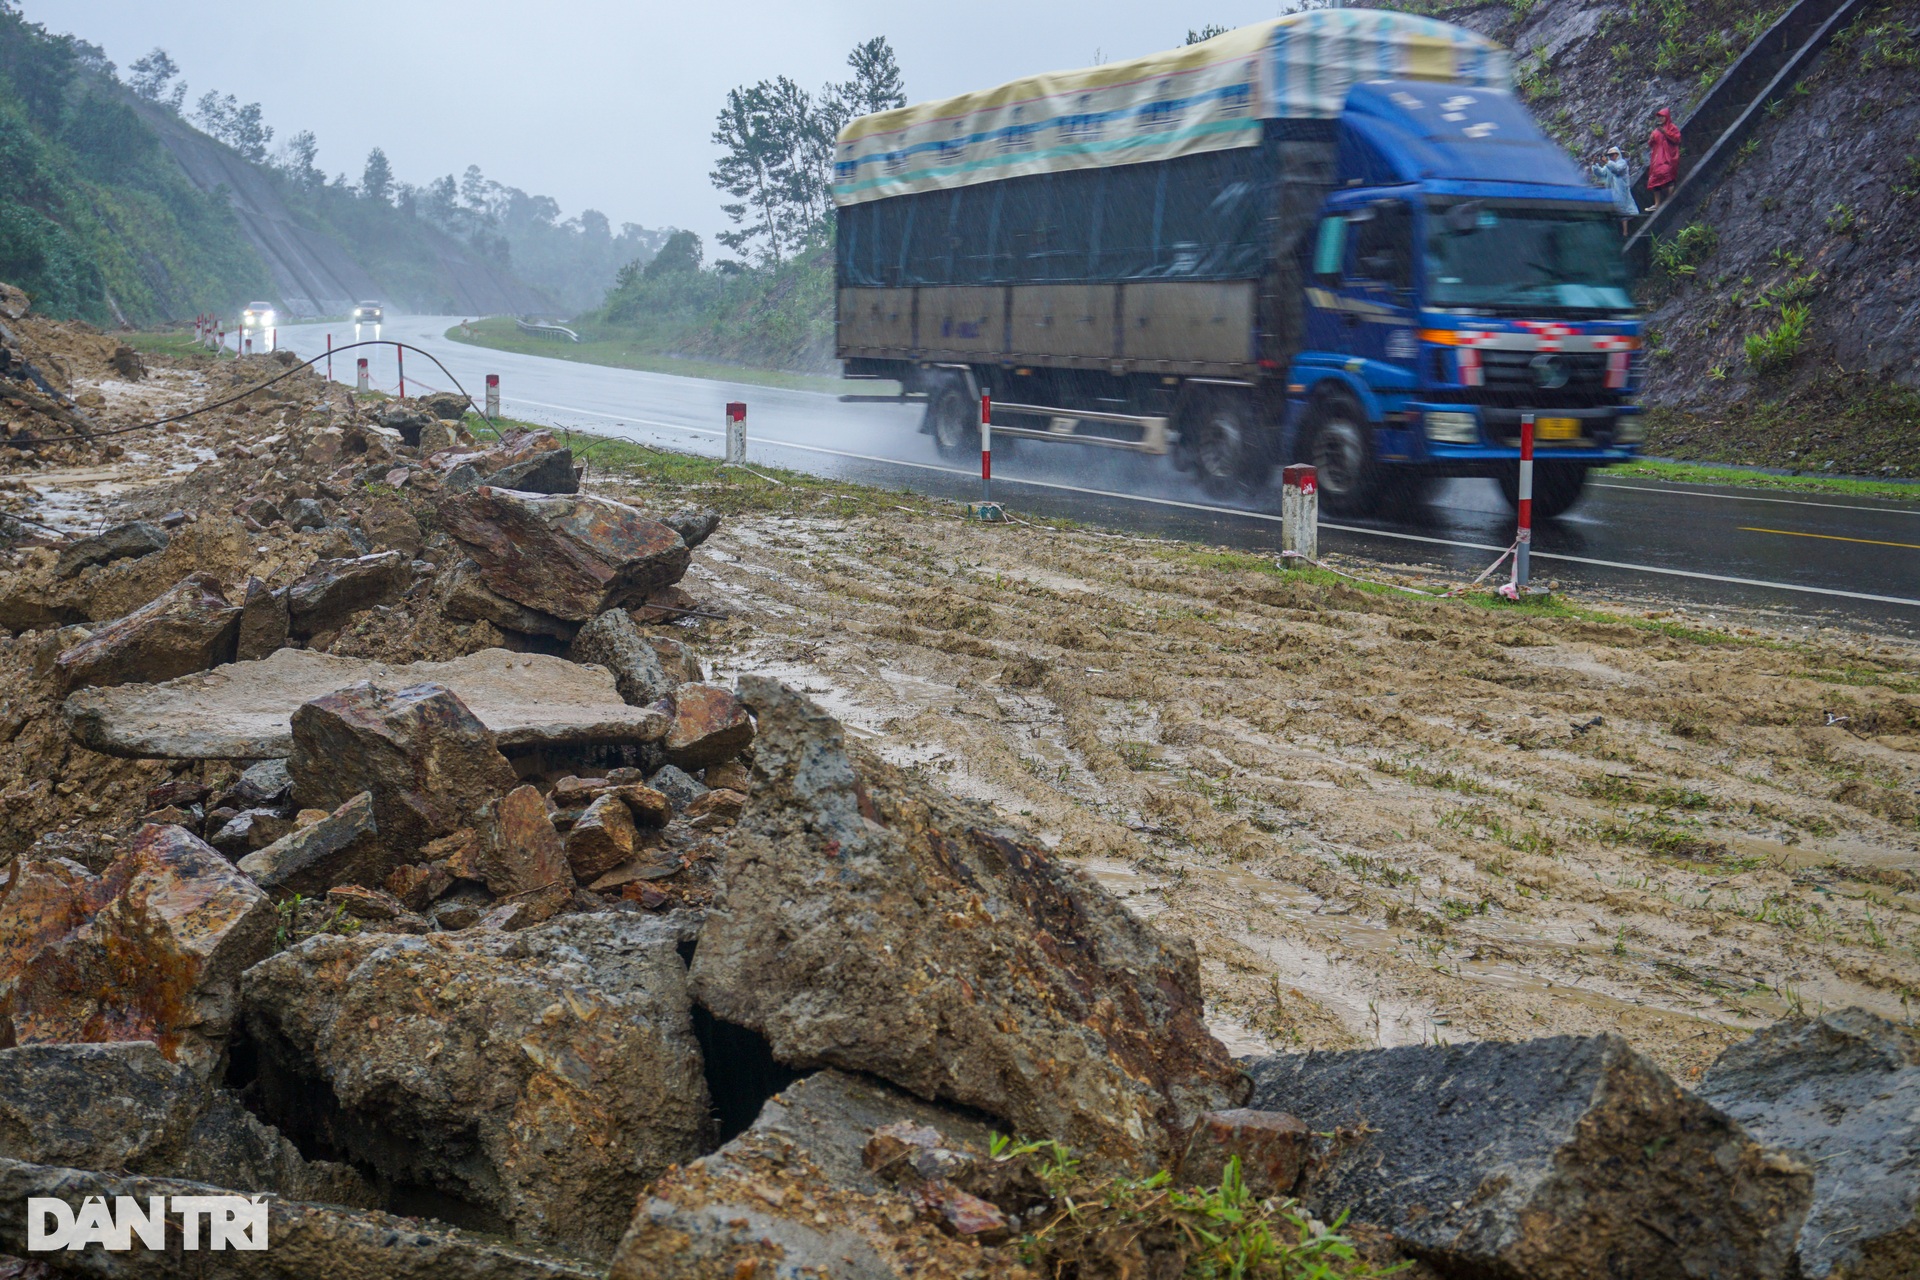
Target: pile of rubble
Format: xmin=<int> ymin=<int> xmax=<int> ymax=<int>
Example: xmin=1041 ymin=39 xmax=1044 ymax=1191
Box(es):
xmin=0 ymin=323 xmax=1909 ymax=1279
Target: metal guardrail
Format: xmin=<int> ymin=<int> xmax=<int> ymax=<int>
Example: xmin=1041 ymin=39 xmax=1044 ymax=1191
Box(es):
xmin=514 ymin=318 xmax=580 ymax=343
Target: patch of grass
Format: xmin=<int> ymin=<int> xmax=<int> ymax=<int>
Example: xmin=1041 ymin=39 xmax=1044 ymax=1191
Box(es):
xmin=445 ymin=318 xmax=865 ymax=395
xmin=1744 ymin=303 xmax=1810 ymax=375
xmin=1374 ymin=757 xmax=1492 ymax=796
xmin=1578 ymin=775 xmax=1716 ymax=810
xmin=123 ymin=329 xmax=222 ymax=360
xmin=1600 ymin=457 xmax=1920 ymax=501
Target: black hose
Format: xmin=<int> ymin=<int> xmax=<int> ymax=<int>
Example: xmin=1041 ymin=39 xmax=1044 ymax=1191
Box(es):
xmin=9 ymin=339 xmax=499 ymax=446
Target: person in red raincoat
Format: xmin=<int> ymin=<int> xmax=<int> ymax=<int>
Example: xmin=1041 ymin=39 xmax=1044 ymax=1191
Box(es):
xmin=1647 ymin=107 xmax=1682 ymax=209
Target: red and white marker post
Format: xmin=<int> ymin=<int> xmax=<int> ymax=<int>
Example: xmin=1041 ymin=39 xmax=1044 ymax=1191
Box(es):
xmin=356 ymin=357 xmax=369 ymax=393
xmin=1513 ymin=412 xmax=1535 ymax=592
xmin=724 ymin=401 xmax=746 ymax=465
xmin=980 ymin=390 xmax=992 ymax=505
xmin=485 ymin=373 xmax=500 ymax=420
xmin=1281 ymin=463 xmax=1318 ymax=564
xmin=396 ymin=346 xmax=406 ymax=401
xmin=325 ymin=333 xmax=333 ymax=382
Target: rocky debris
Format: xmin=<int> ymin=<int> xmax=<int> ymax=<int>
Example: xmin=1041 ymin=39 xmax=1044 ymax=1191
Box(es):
xmin=646 ymin=764 xmax=707 ymax=811
xmin=360 ymin=494 xmax=424 ymax=557
xmin=412 ymin=392 xmax=470 ymax=422
xmin=242 ymin=913 xmax=711 ymax=1257
xmin=0 ymin=1041 xmax=370 ymax=1207
xmin=613 ymin=782 xmax=672 ymax=826
xmin=237 ymin=793 xmax=386 ymax=897
xmin=664 ymin=508 xmax=721 ymax=550
xmin=439 ymin=557 xmax=578 ymax=640
xmin=289 ymin=681 xmax=516 ymax=855
xmin=53 ymin=573 xmax=239 ymax=690
xmin=612 ymin=1069 xmax=1010 ymax=1280
xmin=691 ymin=678 xmax=1246 ymax=1172
xmin=208 ymin=807 xmax=293 ymax=857
xmin=65 ymin=647 xmax=669 ymax=760
xmin=467 ymin=785 xmax=572 ymax=923
xmin=1698 ymin=1008 xmax=1920 ymax=1280
xmin=684 ymin=788 xmax=745 ymax=830
xmin=373 ymin=402 xmax=431 ymax=444
xmin=1245 ymin=1035 xmax=1813 ymax=1280
xmin=323 ymin=883 xmax=419 ymax=924
xmin=437 ymin=487 xmax=690 ymax=622
xmin=229 ymin=758 xmax=292 ymax=807
xmin=484 ymin=451 xmax=577 ymax=496
xmin=0 ymin=824 xmax=272 ymax=1073
xmin=631 ymin=582 xmax=703 ymax=623
xmin=53 ymin=520 xmax=169 ymax=580
xmin=564 ymin=792 xmax=641 ymax=882
xmin=106 ymin=344 xmax=145 ymax=380
xmin=281 ymin=496 xmax=326 ymax=530
xmin=234 ymin=574 xmax=290 ymax=661
xmin=663 ymin=683 xmax=753 ymax=769
xmin=1178 ymin=1110 xmax=1311 ymax=1199
xmin=568 ymin=608 xmax=673 ymax=705
xmin=0 ymin=282 xmax=26 ymax=319
xmin=385 ymin=860 xmax=453 ymax=912
xmin=0 ymin=1159 xmax=602 ymax=1279
xmin=286 ymin=551 xmax=406 ymax=638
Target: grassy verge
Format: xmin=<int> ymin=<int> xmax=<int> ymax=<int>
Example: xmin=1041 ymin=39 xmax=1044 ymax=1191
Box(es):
xmin=123 ymin=329 xmax=221 ymax=359
xmin=1602 ymin=457 xmax=1920 ymax=502
xmin=444 ymin=318 xmax=875 ymax=396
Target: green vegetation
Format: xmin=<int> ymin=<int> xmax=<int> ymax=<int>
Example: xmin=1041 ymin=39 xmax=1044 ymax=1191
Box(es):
xmin=1743 ymin=302 xmax=1809 ymax=374
xmin=1650 ymin=222 xmax=1718 ymax=277
xmin=0 ymin=6 xmax=269 ymax=322
xmin=991 ymin=1138 xmax=1400 ymax=1279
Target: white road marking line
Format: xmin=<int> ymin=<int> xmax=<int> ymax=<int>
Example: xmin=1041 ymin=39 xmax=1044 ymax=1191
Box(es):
xmin=497 ymin=398 xmax=1920 ymax=611
xmin=1590 ymin=481 xmax=1920 ymax=517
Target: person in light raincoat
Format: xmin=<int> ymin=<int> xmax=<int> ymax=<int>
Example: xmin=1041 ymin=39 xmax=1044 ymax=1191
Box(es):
xmin=1647 ymin=107 xmax=1682 ymax=209
xmin=1591 ymin=145 xmax=1638 ymax=235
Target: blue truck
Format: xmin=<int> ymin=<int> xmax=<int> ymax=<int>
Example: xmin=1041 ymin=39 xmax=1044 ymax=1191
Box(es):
xmin=832 ymin=11 xmax=1643 ymax=517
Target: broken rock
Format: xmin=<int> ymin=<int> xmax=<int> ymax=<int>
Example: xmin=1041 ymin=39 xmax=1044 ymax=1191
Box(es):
xmin=663 ymin=683 xmax=753 ymax=769
xmin=242 ymin=913 xmax=711 ymax=1257
xmin=53 ymin=573 xmax=239 ymax=690
xmin=208 ymin=808 xmax=293 ymax=858
xmin=567 ymin=608 xmax=672 ymax=706
xmin=645 ymin=764 xmax=706 ymax=811
xmin=290 ymin=681 xmax=516 ymax=855
xmin=1245 ymin=1035 xmax=1813 ymax=1280
xmin=237 ymin=792 xmax=386 ymax=897
xmin=0 ymin=824 xmax=272 ymax=1072
xmin=565 ymin=792 xmax=638 ymax=882
xmin=438 ymin=557 xmax=578 ymax=640
xmin=691 ymin=678 xmax=1246 ymax=1171
xmin=1698 ymin=1008 xmax=1920 ymax=1280
xmin=66 ymin=647 xmax=668 ymax=760
xmin=469 ymin=784 xmax=571 ymax=922
xmin=54 ymin=520 xmax=169 ymax=580
xmin=0 ymin=1041 xmax=203 ymax=1171
xmin=664 ymin=507 xmax=721 ymax=550
xmin=234 ymin=575 xmax=290 ymax=661
xmin=1178 ymin=1109 xmax=1311 ymax=1199
xmin=286 ymin=552 xmax=406 ymax=638
xmin=437 ymin=487 xmax=689 ymax=622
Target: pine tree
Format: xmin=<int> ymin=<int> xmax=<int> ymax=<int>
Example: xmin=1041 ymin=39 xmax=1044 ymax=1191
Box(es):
xmin=361 ymin=147 xmax=393 ymax=205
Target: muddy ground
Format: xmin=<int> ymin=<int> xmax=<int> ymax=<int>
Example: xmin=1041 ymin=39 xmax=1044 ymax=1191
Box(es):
xmin=7 ymin=322 xmax=1920 ymax=1085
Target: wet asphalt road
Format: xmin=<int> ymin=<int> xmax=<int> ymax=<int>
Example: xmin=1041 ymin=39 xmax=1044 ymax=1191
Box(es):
xmin=272 ymin=316 xmax=1920 ymax=633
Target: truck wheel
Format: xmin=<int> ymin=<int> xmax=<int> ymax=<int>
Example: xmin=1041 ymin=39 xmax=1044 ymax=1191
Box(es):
xmin=1306 ymin=399 xmax=1381 ymax=516
xmin=1184 ymin=390 xmax=1271 ymax=499
xmin=925 ymin=382 xmax=977 ymax=461
xmin=1498 ymin=462 xmax=1589 ymax=519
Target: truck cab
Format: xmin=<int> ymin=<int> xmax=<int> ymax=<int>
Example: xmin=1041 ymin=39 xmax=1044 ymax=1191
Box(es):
xmin=1287 ymin=82 xmax=1643 ymax=516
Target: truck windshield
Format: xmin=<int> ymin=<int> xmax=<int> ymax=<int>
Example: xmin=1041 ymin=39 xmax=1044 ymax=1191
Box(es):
xmin=1424 ymin=203 xmax=1631 ymax=313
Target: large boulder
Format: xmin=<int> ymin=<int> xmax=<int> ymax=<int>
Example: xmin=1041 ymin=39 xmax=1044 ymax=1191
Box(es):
xmin=690 ymin=678 xmax=1245 ymax=1172
xmin=0 ymin=1041 xmax=369 ymax=1205
xmin=0 ymin=825 xmax=273 ymax=1073
xmin=438 ymin=558 xmax=578 ymax=640
xmin=1699 ymin=1008 xmax=1920 ymax=1280
xmin=0 ymin=1159 xmax=602 ymax=1278
xmin=240 ymin=913 xmax=711 ymax=1258
xmin=286 ymin=552 xmax=406 ymax=638
xmin=436 ymin=487 xmax=690 ymax=622
xmin=54 ymin=520 xmax=169 ymax=580
xmin=237 ymin=792 xmax=387 ymax=896
xmin=66 ymin=647 xmax=669 ymax=761
xmin=567 ymin=608 xmax=673 ymax=706
xmin=53 ymin=573 xmax=240 ymax=689
xmin=289 ymin=681 xmax=517 ymax=855
xmin=1245 ymin=1036 xmax=1814 ymax=1280
xmin=663 ymin=683 xmax=753 ymax=769
xmin=612 ymin=1069 xmax=1009 ymax=1280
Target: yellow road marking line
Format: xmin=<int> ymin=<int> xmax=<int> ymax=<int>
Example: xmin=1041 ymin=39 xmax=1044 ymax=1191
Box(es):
xmin=1740 ymin=526 xmax=1920 ymax=550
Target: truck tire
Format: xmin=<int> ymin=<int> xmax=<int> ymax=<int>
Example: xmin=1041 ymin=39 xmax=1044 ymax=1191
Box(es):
xmin=925 ymin=380 xmax=978 ymax=461
xmin=1182 ymin=389 xmax=1271 ymax=499
xmin=1305 ymin=396 xmax=1381 ymax=516
xmin=1498 ymin=462 xmax=1589 ymax=519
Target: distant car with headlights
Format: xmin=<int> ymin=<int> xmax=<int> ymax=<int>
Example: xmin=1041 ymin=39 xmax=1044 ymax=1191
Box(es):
xmin=351 ymin=301 xmax=384 ymax=326
xmin=240 ymin=302 xmax=275 ymax=329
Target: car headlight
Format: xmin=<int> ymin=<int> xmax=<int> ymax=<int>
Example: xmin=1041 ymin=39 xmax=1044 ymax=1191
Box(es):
xmin=1614 ymin=416 xmax=1646 ymax=444
xmin=1423 ymin=410 xmax=1480 ymax=444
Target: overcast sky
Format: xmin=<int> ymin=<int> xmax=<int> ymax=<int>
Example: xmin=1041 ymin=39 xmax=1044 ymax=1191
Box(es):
xmin=31 ymin=1 xmax=1306 ymax=245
